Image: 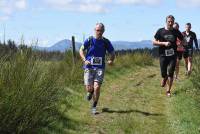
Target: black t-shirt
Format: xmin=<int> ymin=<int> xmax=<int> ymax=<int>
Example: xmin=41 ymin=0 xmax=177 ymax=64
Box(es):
xmin=182 ymin=31 xmax=198 ymax=49
xmin=154 ymin=28 xmax=183 ymax=56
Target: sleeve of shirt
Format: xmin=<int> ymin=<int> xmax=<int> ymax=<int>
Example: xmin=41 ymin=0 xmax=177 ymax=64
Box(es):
xmin=106 ymin=39 xmax=114 ymax=53
xmin=80 ymin=38 xmax=90 ymax=51
xmin=193 ymin=32 xmax=199 ymax=49
xmin=154 ymin=29 xmax=161 ymax=40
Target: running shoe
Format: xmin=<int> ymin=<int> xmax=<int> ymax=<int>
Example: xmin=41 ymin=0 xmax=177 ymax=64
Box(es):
xmin=91 ymin=107 xmax=97 ymax=115
xmin=86 ymin=92 xmax=93 ymax=101
xmin=166 ymin=91 xmax=171 ymax=97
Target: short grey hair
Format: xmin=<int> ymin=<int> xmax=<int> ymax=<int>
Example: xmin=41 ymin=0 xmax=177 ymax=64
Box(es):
xmin=166 ymin=15 xmax=175 ymax=22
xmin=96 ymin=22 xmax=105 ymax=32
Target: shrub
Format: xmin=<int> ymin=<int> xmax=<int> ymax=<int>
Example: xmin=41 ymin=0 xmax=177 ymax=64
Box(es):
xmin=0 ymin=51 xmax=63 ymax=133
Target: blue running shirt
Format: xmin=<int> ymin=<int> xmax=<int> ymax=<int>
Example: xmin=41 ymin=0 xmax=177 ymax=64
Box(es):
xmin=82 ymin=36 xmax=114 ymax=69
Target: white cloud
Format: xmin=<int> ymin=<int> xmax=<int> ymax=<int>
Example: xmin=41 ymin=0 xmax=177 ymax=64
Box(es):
xmin=0 ymin=16 xmax=10 ymax=21
xmin=176 ymin=0 xmax=200 ymax=8
xmin=79 ymin=3 xmax=109 ymax=13
xmin=43 ymin=0 xmax=162 ymax=13
xmin=43 ymin=0 xmax=110 ymax=13
xmin=15 ymin=0 xmax=27 ymax=10
xmin=0 ymin=0 xmax=27 ymax=21
xmin=117 ymin=0 xmax=161 ymax=5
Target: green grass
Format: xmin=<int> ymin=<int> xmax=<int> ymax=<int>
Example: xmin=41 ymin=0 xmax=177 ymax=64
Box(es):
xmin=167 ymin=55 xmax=200 ymax=134
xmin=1 ymin=50 xmax=200 ymax=134
xmin=169 ymin=88 xmax=200 ymax=134
xmin=40 ymin=52 xmax=155 ymax=134
xmin=61 ymin=62 xmax=170 ymax=134
xmin=56 ymin=58 xmax=200 ymax=134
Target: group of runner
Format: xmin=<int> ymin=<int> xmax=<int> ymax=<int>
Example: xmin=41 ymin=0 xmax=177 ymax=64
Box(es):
xmin=173 ymin=22 xmax=199 ymax=79
xmin=79 ymin=15 xmax=199 ymax=115
xmin=153 ymin=15 xmax=199 ymax=97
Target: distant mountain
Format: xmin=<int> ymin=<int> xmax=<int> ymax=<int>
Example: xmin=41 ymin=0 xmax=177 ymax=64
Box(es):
xmin=47 ymin=39 xmax=82 ymax=52
xmin=35 ymin=39 xmax=82 ymax=52
xmin=34 ymin=39 xmax=154 ymax=52
xmin=112 ymin=40 xmax=153 ymax=50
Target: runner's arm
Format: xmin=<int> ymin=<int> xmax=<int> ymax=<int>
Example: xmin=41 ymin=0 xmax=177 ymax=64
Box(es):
xmin=153 ymin=28 xmax=171 ymax=47
xmin=79 ymin=38 xmax=90 ymax=62
xmin=194 ymin=33 xmax=199 ymax=49
xmin=79 ymin=45 xmax=86 ymax=62
xmin=107 ymin=51 xmax=115 ymax=65
xmin=108 ymin=51 xmax=115 ymax=62
xmin=105 ymin=39 xmax=115 ymax=63
xmin=152 ymin=39 xmax=171 ymax=47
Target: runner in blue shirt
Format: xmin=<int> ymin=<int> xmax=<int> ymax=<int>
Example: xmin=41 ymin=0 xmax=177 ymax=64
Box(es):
xmin=79 ymin=23 xmax=115 ymax=114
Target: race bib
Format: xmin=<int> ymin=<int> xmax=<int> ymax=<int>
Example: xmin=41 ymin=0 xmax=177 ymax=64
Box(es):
xmin=165 ymin=48 xmax=174 ymax=56
xmin=91 ymin=57 xmax=102 ymax=65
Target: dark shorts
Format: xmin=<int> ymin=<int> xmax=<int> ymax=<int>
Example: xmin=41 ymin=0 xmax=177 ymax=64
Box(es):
xmin=183 ymin=49 xmax=193 ymax=58
xmin=177 ymin=51 xmax=183 ymax=60
xmin=160 ymin=55 xmax=177 ymax=78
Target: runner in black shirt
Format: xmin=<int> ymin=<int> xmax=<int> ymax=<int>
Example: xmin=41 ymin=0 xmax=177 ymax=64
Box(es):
xmin=153 ymin=15 xmax=183 ymax=97
xmin=182 ymin=23 xmax=199 ymax=76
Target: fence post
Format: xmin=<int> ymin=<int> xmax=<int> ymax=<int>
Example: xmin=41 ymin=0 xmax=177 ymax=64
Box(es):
xmin=71 ymin=36 xmax=76 ymax=65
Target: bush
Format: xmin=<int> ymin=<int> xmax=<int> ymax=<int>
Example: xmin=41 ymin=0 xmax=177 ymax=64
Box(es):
xmin=0 ymin=51 xmax=63 ymax=133
xmin=112 ymin=52 xmax=153 ymax=69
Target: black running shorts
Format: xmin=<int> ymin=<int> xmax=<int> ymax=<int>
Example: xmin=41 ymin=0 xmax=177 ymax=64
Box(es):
xmin=160 ymin=55 xmax=177 ymax=78
xmin=183 ymin=48 xmax=193 ymax=58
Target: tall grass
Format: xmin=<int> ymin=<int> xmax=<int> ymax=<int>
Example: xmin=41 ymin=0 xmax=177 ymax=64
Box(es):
xmin=0 ymin=51 xmax=64 ymax=133
xmin=168 ymin=53 xmax=200 ymax=134
xmin=106 ymin=52 xmax=153 ymax=76
xmin=115 ymin=52 xmax=153 ymax=67
xmin=59 ymin=51 xmax=83 ymax=87
xmin=191 ymin=54 xmax=200 ymax=91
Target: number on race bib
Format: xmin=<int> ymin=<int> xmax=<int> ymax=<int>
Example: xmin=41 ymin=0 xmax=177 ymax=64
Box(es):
xmin=91 ymin=57 xmax=103 ymax=65
xmin=165 ymin=48 xmax=174 ymax=56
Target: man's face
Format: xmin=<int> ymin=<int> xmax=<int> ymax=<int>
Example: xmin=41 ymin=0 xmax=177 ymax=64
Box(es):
xmin=166 ymin=18 xmax=174 ymax=29
xmin=95 ymin=25 xmax=104 ymax=39
xmin=185 ymin=25 xmax=191 ymax=32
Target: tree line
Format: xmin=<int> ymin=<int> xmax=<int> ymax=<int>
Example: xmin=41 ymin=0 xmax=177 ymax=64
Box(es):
xmin=0 ymin=39 xmax=161 ymax=61
xmin=0 ymin=40 xmax=65 ymax=61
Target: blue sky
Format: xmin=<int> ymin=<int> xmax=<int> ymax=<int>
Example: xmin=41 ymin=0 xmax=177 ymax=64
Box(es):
xmin=0 ymin=0 xmax=200 ymax=47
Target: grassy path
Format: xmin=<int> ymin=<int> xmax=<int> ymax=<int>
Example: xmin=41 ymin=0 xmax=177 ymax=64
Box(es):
xmin=65 ymin=64 xmax=176 ymax=134
xmin=47 ymin=63 xmax=200 ymax=134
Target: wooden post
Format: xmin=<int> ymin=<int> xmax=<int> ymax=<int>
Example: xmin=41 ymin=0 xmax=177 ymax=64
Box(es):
xmin=71 ymin=36 xmax=76 ymax=64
